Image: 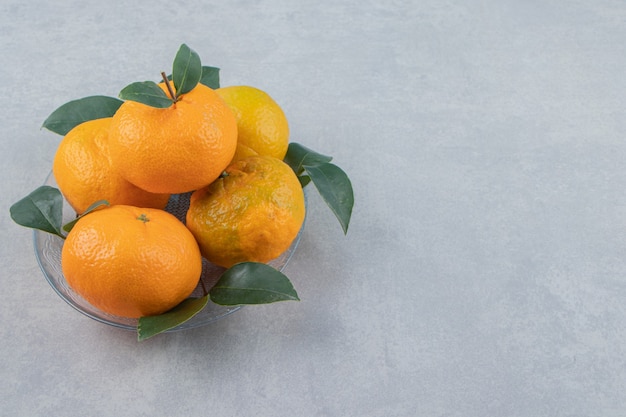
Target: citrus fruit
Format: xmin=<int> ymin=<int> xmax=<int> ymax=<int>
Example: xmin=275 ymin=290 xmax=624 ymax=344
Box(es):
xmin=52 ymin=117 xmax=170 ymax=215
xmin=108 ymin=82 xmax=238 ymax=194
xmin=61 ymin=205 xmax=202 ymax=318
xmin=215 ymin=86 xmax=289 ymax=162
xmin=186 ymin=155 xmax=305 ymax=268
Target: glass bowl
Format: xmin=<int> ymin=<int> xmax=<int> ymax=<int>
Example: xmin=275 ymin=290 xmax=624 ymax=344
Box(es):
xmin=34 ymin=174 xmax=305 ymax=332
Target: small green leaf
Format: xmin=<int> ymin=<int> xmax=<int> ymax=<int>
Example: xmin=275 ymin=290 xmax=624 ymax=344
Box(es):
xmin=42 ymin=96 xmax=123 ymax=135
xmin=284 ymin=143 xmax=354 ymax=233
xmin=62 ymin=200 xmax=110 ymax=233
xmin=298 ymin=174 xmax=311 ymax=188
xmin=209 ymin=262 xmax=299 ymax=305
xmin=119 ymin=81 xmax=173 ymax=108
xmin=284 ymin=142 xmax=333 ymax=175
xmin=137 ymin=296 xmax=209 ymax=341
xmin=10 ymin=186 xmax=65 ymax=238
xmin=172 ymin=44 xmax=202 ymax=95
xmin=304 ymin=163 xmax=354 ymax=234
xmin=199 ymin=66 xmax=220 ymax=89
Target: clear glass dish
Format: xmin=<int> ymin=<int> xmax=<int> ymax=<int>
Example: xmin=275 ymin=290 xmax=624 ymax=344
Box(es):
xmin=34 ymin=174 xmax=305 ymax=332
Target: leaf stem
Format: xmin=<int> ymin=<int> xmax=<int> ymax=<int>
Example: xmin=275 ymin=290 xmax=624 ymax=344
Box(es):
xmin=161 ymin=72 xmax=177 ymax=102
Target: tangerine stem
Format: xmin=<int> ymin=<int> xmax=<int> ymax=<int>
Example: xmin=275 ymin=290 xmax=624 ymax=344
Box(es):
xmin=161 ymin=71 xmax=177 ymax=101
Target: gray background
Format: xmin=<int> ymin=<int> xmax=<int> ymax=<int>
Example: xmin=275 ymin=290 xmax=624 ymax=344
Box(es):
xmin=2 ymin=1 xmax=626 ymax=416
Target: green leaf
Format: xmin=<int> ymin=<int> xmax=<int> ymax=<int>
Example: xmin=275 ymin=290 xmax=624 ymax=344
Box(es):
xmin=284 ymin=143 xmax=354 ymax=233
xmin=172 ymin=44 xmax=202 ymax=95
xmin=137 ymin=296 xmax=209 ymax=341
xmin=199 ymin=66 xmax=220 ymax=89
xmin=42 ymin=96 xmax=123 ymax=135
xmin=284 ymin=142 xmax=332 ymax=175
xmin=62 ymin=200 xmax=110 ymax=233
xmin=304 ymin=163 xmax=354 ymax=234
xmin=164 ymin=67 xmax=219 ymax=89
xmin=119 ymin=81 xmax=173 ymax=108
xmin=298 ymin=174 xmax=311 ymax=188
xmin=209 ymin=262 xmax=299 ymax=305
xmin=10 ymin=186 xmax=65 ymax=238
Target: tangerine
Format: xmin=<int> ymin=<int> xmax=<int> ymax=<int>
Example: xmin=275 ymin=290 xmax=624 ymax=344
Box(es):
xmin=52 ymin=117 xmax=170 ymax=215
xmin=186 ymin=155 xmax=305 ymax=268
xmin=61 ymin=205 xmax=202 ymax=318
xmin=108 ymin=82 xmax=238 ymax=194
xmin=215 ymin=86 xmax=289 ymax=162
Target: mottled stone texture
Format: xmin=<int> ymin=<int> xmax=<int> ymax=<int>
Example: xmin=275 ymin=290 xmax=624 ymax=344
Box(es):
xmin=2 ymin=1 xmax=626 ymax=416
